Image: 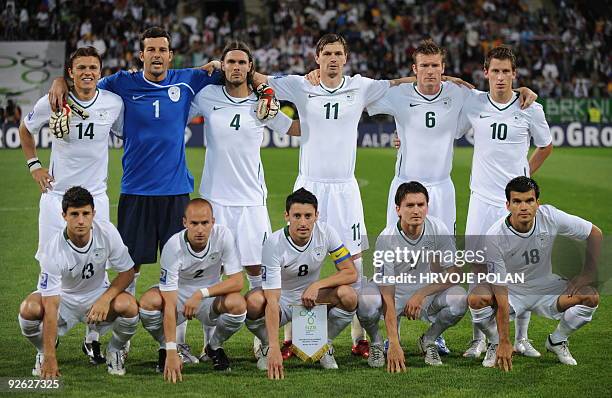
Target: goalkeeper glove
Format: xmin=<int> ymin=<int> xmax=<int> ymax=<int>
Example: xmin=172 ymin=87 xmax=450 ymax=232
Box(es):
xmin=49 ymin=101 xmax=71 ymax=139
xmin=255 ymin=83 xmax=280 ymax=121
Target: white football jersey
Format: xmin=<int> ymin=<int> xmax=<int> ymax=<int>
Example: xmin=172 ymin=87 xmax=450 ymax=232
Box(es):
xmin=191 ymin=85 xmax=292 ymax=206
xmin=24 ymin=90 xmax=124 ymax=196
xmin=375 ymin=216 xmax=455 ymax=298
xmin=37 ymin=220 xmax=133 ymax=297
xmin=368 ymin=82 xmax=472 ymax=184
xmin=269 ymin=74 xmax=390 ymax=181
xmin=458 ymin=92 xmax=552 ymax=205
xmin=485 ymin=205 xmax=592 ymax=292
xmin=261 ymin=222 xmax=352 ymax=302
xmin=158 ymin=224 xmax=242 ymax=297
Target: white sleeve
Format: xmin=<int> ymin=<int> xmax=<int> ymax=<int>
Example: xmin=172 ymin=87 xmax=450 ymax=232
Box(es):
xmin=374 ymin=235 xmax=395 ymax=286
xmin=261 ymin=237 xmax=282 ymax=290
xmin=362 ymin=77 xmax=391 ymax=107
xmin=189 ymin=89 xmax=205 ymax=119
xmin=37 ymin=251 xmax=62 ymax=297
xmin=220 ymin=229 xmax=242 ymax=276
xmin=111 ymin=101 xmax=124 ymax=137
xmin=484 ymin=234 xmax=507 ymax=286
xmin=264 ymin=108 xmax=293 ymax=135
xmin=456 ymin=108 xmax=471 ymax=139
xmin=366 ymin=91 xmax=395 ymax=116
xmin=23 ymin=95 xmax=52 ymax=134
xmin=159 ymin=240 xmax=180 ymax=292
xmin=550 ymin=207 xmax=592 ymax=240
xmin=528 ymin=104 xmax=552 ymax=147
xmin=434 ymin=221 xmax=456 ymax=269
xmin=267 ymin=75 xmax=303 ymax=102
xmin=105 ymin=222 xmax=134 ymax=273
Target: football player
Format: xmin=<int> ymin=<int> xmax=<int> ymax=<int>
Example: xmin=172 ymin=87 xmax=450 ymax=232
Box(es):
xmin=18 ymin=187 xmax=137 ymax=378
xmin=245 ymin=188 xmax=358 ymax=378
xmin=469 ymin=177 xmax=600 ymax=370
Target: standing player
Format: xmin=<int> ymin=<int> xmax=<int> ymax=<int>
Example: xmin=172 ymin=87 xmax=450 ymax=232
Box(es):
xmin=48 ymin=27 xmax=223 ymax=363
xmin=458 ymin=46 xmax=554 ymax=361
xmin=245 ymin=188 xmax=358 ymax=378
xmin=358 ymin=182 xmax=467 ymax=370
xmin=20 ymin=46 xmax=124 ymax=364
xmin=139 ymin=199 xmax=246 ymax=381
xmin=253 ymin=33 xmax=416 ymax=357
xmin=17 ymin=187 xmax=138 ymax=378
xmin=469 ymin=177 xmax=601 ymax=370
xmin=189 ymin=40 xmax=296 ymax=359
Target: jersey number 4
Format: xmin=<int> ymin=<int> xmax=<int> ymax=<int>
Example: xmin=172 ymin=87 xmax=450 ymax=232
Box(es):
xmin=75 ymin=123 xmax=95 ymax=139
xmin=230 ymin=114 xmax=241 ymax=130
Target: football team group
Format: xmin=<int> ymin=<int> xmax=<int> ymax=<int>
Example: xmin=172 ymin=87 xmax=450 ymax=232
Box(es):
xmin=16 ymin=26 xmax=602 ymax=382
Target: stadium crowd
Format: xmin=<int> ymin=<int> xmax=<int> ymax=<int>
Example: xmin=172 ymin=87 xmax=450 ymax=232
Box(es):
xmin=1 ymin=0 xmax=610 ymax=97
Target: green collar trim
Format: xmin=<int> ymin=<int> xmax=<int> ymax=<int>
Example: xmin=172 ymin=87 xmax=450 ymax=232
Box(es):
xmin=284 ymin=226 xmax=312 ymax=252
xmin=412 ymin=83 xmax=443 ymax=102
xmin=184 ymin=230 xmax=210 ymax=259
xmin=319 ymin=77 xmax=346 ymax=94
xmin=487 ymin=92 xmax=519 ymax=111
xmin=68 ymin=89 xmax=100 ymax=109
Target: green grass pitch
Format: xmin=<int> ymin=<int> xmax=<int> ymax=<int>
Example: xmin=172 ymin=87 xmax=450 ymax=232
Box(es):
xmin=0 ymin=147 xmax=610 ymax=397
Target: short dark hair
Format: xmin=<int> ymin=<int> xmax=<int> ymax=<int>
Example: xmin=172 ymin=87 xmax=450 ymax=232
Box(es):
xmin=315 ymin=33 xmax=349 ymax=57
xmin=505 ymin=176 xmax=540 ymax=201
xmin=286 ymin=188 xmax=318 ymax=213
xmin=68 ymin=46 xmax=102 ymax=70
xmin=395 ymin=181 xmax=429 ymax=206
xmin=484 ymin=46 xmax=516 ymax=71
xmin=220 ymin=40 xmax=255 ymax=86
xmin=140 ymin=26 xmax=172 ymax=51
xmin=184 ymin=198 xmax=213 ymax=216
xmin=412 ymin=39 xmax=446 ymax=64
xmin=62 ymin=186 xmax=94 ymax=213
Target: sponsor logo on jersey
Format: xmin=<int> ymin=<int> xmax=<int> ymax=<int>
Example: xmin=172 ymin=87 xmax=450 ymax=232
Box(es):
xmin=132 ymin=95 xmax=145 ymax=100
xmin=40 ymin=272 xmax=48 ymax=289
xmin=479 ymin=114 xmax=492 ymax=118
xmin=409 ymin=103 xmax=421 ymax=107
xmin=168 ymin=86 xmax=181 ymax=102
xmin=213 ymin=106 xmax=226 ymax=110
xmin=160 ymin=268 xmax=168 ymax=284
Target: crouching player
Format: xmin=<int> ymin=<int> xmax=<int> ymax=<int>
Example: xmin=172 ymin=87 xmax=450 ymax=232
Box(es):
xmin=358 ymin=182 xmax=467 ymax=370
xmin=469 ymin=177 xmax=601 ymax=370
xmin=245 ymin=188 xmax=358 ymax=379
xmin=18 ymin=186 xmax=138 ymax=378
xmin=139 ymin=199 xmax=246 ymax=382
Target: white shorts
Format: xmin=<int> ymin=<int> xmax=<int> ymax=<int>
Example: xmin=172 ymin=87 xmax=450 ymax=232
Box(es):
xmin=210 ymin=201 xmax=272 ymax=266
xmin=37 ymin=192 xmax=110 ymax=260
xmin=294 ymin=176 xmax=368 ymax=256
xmin=155 ymin=285 xmax=219 ymax=327
xmin=386 ymin=177 xmax=456 ymax=234
xmin=508 ymin=275 xmax=568 ymax=321
xmin=395 ymin=286 xmax=458 ymax=323
xmin=34 ymin=287 xmax=113 ymax=337
xmin=278 ymin=295 xmax=295 ymax=327
xmin=464 ymin=192 xmax=508 ymax=253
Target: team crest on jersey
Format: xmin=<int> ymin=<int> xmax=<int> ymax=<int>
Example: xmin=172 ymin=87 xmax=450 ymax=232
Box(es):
xmin=93 ymin=248 xmax=106 ymax=262
xmin=536 ymin=233 xmax=548 ymax=248
xmin=312 ymin=246 xmax=325 ymax=262
xmin=168 ymin=86 xmax=181 ymax=102
xmin=345 ymin=93 xmax=355 ymax=103
xmin=442 ymin=97 xmax=452 ymax=109
xmin=208 ymin=252 xmax=219 ymax=262
xmin=39 ymin=272 xmax=48 ymax=289
xmin=97 ymin=110 xmax=110 ymax=121
xmin=512 ymin=111 xmax=525 ymax=121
